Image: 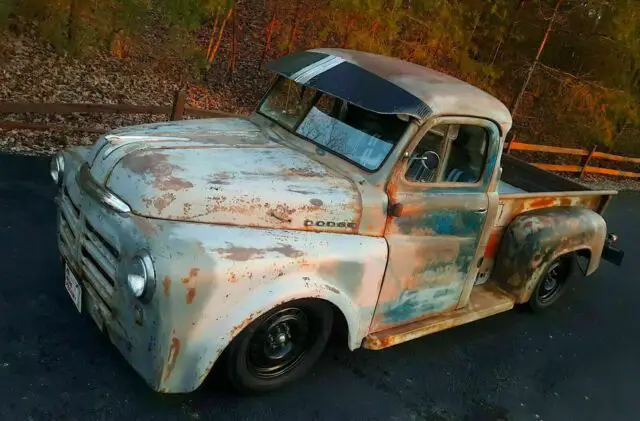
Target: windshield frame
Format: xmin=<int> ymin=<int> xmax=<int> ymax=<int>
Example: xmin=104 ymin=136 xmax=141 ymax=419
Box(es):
xmin=256 ymin=76 xmax=410 ymax=173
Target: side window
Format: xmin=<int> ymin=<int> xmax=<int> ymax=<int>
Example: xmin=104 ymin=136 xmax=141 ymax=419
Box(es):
xmin=405 ymin=124 xmax=489 ymax=184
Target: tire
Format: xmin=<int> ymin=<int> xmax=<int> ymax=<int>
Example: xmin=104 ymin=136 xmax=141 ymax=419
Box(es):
xmin=226 ymin=299 xmax=333 ymax=394
xmin=528 ymin=253 xmax=578 ymax=313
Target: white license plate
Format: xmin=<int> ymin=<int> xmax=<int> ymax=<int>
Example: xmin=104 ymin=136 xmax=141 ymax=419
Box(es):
xmin=65 ymin=265 xmax=82 ymax=313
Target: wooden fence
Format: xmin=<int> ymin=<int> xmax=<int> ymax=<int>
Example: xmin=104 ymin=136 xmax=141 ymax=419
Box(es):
xmin=1 ymin=94 xmax=639 ymax=179
xmin=505 ymin=138 xmax=640 ymax=179
xmin=0 ymin=90 xmax=237 ymax=134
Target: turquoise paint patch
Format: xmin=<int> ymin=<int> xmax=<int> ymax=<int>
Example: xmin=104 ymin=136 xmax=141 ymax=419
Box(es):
xmin=382 ymin=285 xmax=461 ymax=324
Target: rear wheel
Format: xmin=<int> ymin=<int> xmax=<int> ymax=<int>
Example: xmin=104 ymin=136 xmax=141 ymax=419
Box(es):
xmin=528 ymin=254 xmax=577 ymax=313
xmin=226 ymin=299 xmax=333 ymax=394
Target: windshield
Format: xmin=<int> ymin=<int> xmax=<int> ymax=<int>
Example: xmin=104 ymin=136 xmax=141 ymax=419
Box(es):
xmin=259 ymin=77 xmax=409 ymax=171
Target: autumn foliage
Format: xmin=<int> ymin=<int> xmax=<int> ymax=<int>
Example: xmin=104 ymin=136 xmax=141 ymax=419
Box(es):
xmin=1 ymin=0 xmax=639 ymax=155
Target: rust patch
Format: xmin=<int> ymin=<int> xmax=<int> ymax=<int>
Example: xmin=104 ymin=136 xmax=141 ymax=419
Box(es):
xmin=186 ymin=287 xmax=196 ymax=304
xmin=180 ymin=268 xmax=200 ymax=301
xmin=484 ymin=231 xmax=502 ymax=258
xmin=163 ymin=276 xmax=171 ymax=297
xmin=216 ymin=247 xmax=265 ymax=261
xmin=530 ymin=197 xmax=557 ymax=209
xmin=269 ymin=244 xmax=304 ymax=258
xmin=132 ymin=215 xmax=158 ymax=236
xmin=230 ymin=312 xmax=258 ymax=338
xmin=216 ymin=244 xmax=303 ymax=261
xmin=153 ymin=193 xmax=176 ymax=213
xmin=163 ymin=335 xmax=181 ymax=381
xmin=228 ymin=272 xmax=238 ymax=283
xmin=322 ymin=284 xmax=340 ymax=294
xmin=284 ymin=167 xmax=325 ymax=178
xmin=207 ymin=172 xmax=232 ymax=185
xmin=287 ymin=187 xmax=314 ymax=195
xmin=121 ymin=151 xmax=194 ymax=192
xmin=181 ymin=268 xmax=200 ymax=284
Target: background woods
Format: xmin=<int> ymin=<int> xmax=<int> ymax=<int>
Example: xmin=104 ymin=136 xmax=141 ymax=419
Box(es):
xmin=1 ymin=0 xmax=639 ymax=159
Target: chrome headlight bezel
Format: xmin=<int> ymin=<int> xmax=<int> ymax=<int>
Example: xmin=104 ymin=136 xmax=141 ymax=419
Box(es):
xmin=50 ymin=154 xmax=65 ymax=186
xmin=126 ymin=253 xmax=156 ymax=302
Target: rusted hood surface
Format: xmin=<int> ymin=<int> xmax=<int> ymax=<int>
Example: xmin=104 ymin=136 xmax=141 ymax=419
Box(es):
xmin=95 ymin=119 xmax=362 ymax=231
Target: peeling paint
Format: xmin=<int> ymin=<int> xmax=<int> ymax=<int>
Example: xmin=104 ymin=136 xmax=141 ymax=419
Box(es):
xmin=186 ymin=288 xmax=196 ymax=304
xmin=163 ymin=276 xmax=171 ymax=297
xmin=163 ymin=336 xmax=181 ymax=381
xmin=493 ymin=206 xmax=606 ymax=303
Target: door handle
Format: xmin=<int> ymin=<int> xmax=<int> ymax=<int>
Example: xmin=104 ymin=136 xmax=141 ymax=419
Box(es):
xmin=473 ymin=208 xmax=488 ymax=214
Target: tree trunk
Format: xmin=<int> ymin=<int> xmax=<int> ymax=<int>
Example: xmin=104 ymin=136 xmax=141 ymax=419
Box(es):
xmin=510 ymin=0 xmax=562 ymax=117
xmin=67 ymin=0 xmax=79 ymax=46
xmin=608 ymin=121 xmax=629 ymax=152
xmin=206 ymin=10 xmax=221 ymax=61
xmin=228 ymin=6 xmax=237 ymax=80
xmin=342 ymin=14 xmax=356 ymax=48
xmin=208 ymin=5 xmax=234 ymax=66
xmin=259 ymin=7 xmax=278 ymax=70
xmin=287 ymin=0 xmax=302 ymax=54
xmin=369 ymin=20 xmax=380 ymax=51
xmin=491 ymin=0 xmax=527 ymax=66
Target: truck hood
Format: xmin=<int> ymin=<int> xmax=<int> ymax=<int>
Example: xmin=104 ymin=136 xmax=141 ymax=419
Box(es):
xmin=90 ymin=118 xmax=362 ymax=231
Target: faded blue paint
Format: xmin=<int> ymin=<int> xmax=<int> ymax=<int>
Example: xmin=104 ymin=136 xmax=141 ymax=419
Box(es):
xmin=382 ymin=290 xmax=444 ymax=323
xmin=396 ymin=209 xmax=485 ymax=237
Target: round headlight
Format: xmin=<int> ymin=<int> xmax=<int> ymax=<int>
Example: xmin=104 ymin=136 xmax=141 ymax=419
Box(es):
xmin=50 ymin=154 xmax=65 ymax=185
xmin=127 ymin=254 xmax=155 ymax=300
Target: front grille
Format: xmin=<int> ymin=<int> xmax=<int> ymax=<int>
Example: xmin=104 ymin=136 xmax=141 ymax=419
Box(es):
xmin=60 ymin=188 xmax=81 ymax=239
xmin=81 ymin=220 xmax=118 ymax=306
xmin=58 ymin=184 xmax=121 ymax=308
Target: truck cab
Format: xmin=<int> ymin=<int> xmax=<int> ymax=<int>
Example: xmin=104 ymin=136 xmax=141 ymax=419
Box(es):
xmin=52 ymin=49 xmax=623 ymax=394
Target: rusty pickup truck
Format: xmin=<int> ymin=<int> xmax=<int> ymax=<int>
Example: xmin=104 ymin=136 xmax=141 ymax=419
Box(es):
xmin=52 ymin=49 xmax=624 ymax=394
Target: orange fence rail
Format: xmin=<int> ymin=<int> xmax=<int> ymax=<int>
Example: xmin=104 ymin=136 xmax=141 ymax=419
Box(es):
xmin=505 ymin=139 xmax=640 ymax=179
xmin=0 ymin=90 xmax=237 ymax=134
xmin=1 ymin=95 xmax=638 ymax=180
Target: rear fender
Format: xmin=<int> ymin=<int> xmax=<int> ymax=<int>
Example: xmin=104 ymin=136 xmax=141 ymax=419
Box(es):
xmin=492 ymin=207 xmax=606 ymax=303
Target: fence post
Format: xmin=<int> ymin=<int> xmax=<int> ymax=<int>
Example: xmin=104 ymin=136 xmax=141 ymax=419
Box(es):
xmin=506 ymin=134 xmax=516 ymax=154
xmin=579 ymin=145 xmax=597 ymax=180
xmin=170 ymin=90 xmax=186 ymax=121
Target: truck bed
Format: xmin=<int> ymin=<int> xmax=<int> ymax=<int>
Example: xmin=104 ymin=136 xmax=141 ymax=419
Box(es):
xmin=482 ymin=155 xmax=617 ymax=263
xmin=499 ymin=155 xmax=599 ymax=194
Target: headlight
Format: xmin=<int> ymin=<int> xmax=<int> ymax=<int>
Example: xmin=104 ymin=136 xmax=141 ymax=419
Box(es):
xmin=126 ymin=254 xmax=155 ymax=301
xmin=50 ymin=153 xmax=65 ymax=185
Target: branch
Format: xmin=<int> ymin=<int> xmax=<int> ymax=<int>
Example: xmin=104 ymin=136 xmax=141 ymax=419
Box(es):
xmin=537 ymin=63 xmax=626 ymax=93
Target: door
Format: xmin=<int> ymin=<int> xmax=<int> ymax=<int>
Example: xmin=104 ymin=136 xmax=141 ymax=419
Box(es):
xmin=370 ymin=118 xmax=501 ymax=332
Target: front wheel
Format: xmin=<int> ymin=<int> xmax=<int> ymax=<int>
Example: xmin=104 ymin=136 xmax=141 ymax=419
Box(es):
xmin=528 ymin=253 xmax=578 ymax=313
xmin=226 ymin=299 xmax=333 ymax=394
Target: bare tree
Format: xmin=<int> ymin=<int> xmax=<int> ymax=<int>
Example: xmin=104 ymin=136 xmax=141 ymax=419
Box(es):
xmin=511 ymin=0 xmax=563 ymax=117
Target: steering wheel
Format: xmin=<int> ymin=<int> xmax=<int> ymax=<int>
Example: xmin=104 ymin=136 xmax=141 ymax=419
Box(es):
xmin=420 ymin=150 xmax=441 ymax=171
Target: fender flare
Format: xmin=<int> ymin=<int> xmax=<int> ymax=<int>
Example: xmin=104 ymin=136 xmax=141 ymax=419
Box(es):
xmin=174 ymin=274 xmax=364 ymax=392
xmin=493 ymin=206 xmax=606 ymax=303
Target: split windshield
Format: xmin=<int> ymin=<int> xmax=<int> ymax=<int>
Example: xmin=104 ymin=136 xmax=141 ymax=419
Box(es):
xmin=259 ymin=77 xmax=410 ymax=171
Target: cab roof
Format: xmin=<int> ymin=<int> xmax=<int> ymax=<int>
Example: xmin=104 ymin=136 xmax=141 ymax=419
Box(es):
xmin=268 ymin=48 xmax=512 ymax=134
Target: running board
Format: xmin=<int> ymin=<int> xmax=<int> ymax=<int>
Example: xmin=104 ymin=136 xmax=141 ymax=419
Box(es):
xmin=364 ymin=284 xmax=515 ymax=350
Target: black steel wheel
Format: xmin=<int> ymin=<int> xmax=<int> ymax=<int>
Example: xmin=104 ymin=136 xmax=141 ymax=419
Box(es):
xmin=529 ymin=253 xmax=577 ymax=313
xmin=226 ymin=299 xmax=333 ymax=394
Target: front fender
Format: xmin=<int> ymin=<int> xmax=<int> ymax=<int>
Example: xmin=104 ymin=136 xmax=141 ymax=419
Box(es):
xmin=493 ymin=206 xmax=606 ymax=303
xmin=140 ymin=218 xmax=388 ymax=393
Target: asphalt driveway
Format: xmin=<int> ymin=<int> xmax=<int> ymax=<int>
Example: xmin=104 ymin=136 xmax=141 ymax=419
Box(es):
xmin=0 ymin=152 xmax=638 ymax=421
